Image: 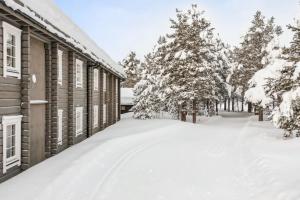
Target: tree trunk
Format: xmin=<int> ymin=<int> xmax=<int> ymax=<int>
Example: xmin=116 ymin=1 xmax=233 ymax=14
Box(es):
xmin=181 ymin=111 xmax=187 ymax=122
xmin=242 ymin=97 xmax=244 ymax=112
xmin=224 ymin=98 xmax=227 ymax=111
xmin=192 ymin=100 xmax=197 ymax=124
xmin=216 ymin=101 xmax=219 ymax=116
xmin=178 ymin=104 xmax=181 ymax=120
xmin=232 ymin=98 xmax=235 ymax=112
xmin=228 ymin=98 xmax=231 ymax=112
xmin=181 ymin=103 xmax=187 ymax=122
xmin=258 ymin=107 xmax=263 ymax=121
xmin=248 ymin=102 xmax=252 ymax=113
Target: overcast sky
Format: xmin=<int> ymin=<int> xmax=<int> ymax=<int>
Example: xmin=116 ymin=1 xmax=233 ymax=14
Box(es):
xmin=54 ymin=0 xmax=300 ymax=62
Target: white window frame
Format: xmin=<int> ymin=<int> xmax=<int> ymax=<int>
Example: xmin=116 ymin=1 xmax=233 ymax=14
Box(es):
xmin=57 ymin=109 xmax=63 ymax=145
xmin=115 ymin=79 xmax=119 ymax=119
xmin=103 ymin=72 xmax=107 ymax=124
xmin=3 ymin=22 xmax=22 ymax=79
xmin=93 ymin=105 xmax=99 ymax=128
xmin=94 ymin=69 xmax=99 ymax=91
xmin=75 ymin=107 xmax=83 ymax=136
xmin=103 ymin=72 xmax=107 ymax=91
xmin=103 ymin=104 xmax=107 ymax=124
xmin=2 ymin=115 xmax=22 ymax=174
xmin=57 ymin=50 xmax=63 ymax=86
xmin=76 ymin=59 xmax=83 ymax=88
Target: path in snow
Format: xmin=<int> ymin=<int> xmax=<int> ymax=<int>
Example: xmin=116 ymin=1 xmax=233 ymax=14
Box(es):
xmin=0 ymin=112 xmax=300 ymax=200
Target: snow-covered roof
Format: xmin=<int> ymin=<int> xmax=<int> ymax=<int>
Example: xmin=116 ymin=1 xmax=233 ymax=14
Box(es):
xmin=121 ymin=88 xmax=134 ymax=106
xmin=1 ymin=0 xmax=125 ymax=78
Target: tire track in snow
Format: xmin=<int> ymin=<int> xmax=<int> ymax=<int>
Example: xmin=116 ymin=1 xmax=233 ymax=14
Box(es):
xmin=88 ymin=126 xmax=178 ymax=200
xmin=91 ymin=140 xmax=164 ymax=200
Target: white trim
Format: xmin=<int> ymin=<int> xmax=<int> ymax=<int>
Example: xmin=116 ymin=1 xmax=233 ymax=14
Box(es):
xmin=2 ymin=22 xmax=22 ymax=79
xmin=94 ymin=69 xmax=99 ymax=91
xmin=103 ymin=72 xmax=107 ymax=91
xmin=93 ymin=105 xmax=99 ymax=128
xmin=57 ymin=50 xmax=63 ymax=86
xmin=75 ymin=59 xmax=83 ymax=88
xmin=103 ymin=104 xmax=107 ymax=124
xmin=75 ymin=107 xmax=83 ymax=136
xmin=2 ymin=115 xmax=22 ymax=174
xmin=57 ymin=109 xmax=63 ymax=145
xmin=30 ymin=100 xmax=48 ymax=105
xmin=115 ymin=79 xmax=119 ymax=119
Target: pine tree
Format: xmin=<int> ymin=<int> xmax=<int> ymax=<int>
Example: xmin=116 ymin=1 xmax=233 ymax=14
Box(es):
xmin=160 ymin=4 xmax=219 ymax=115
xmin=233 ymin=11 xmax=282 ymax=115
xmin=120 ymin=51 xmax=141 ymax=88
xmin=132 ymin=54 xmax=160 ymax=119
xmin=267 ymin=23 xmax=300 ymax=137
xmin=132 ymin=37 xmax=168 ymax=119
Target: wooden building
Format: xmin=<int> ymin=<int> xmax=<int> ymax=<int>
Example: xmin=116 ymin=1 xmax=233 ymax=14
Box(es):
xmin=0 ymin=0 xmax=125 ymax=182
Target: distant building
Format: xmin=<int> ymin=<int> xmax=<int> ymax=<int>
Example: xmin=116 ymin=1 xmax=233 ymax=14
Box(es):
xmin=121 ymin=88 xmax=134 ymax=114
xmin=0 ymin=0 xmax=125 ymax=182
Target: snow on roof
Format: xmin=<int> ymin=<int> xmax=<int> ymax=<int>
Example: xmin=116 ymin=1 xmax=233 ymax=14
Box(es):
xmin=121 ymin=88 xmax=134 ymax=106
xmin=2 ymin=0 xmax=125 ymax=78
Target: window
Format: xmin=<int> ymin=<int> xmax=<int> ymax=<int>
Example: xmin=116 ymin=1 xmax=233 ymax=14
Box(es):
xmin=58 ymin=109 xmax=63 ymax=145
xmin=76 ymin=59 xmax=83 ymax=88
xmin=94 ymin=69 xmax=99 ymax=91
xmin=93 ymin=105 xmax=99 ymax=128
xmin=2 ymin=115 xmax=22 ymax=173
xmin=3 ymin=22 xmax=22 ymax=79
xmin=57 ymin=50 xmax=63 ymax=85
xmin=115 ymin=79 xmax=119 ymax=119
xmin=103 ymin=104 xmax=107 ymax=124
xmin=75 ymin=107 xmax=83 ymax=136
xmin=103 ymin=72 xmax=107 ymax=124
xmin=103 ymin=72 xmax=107 ymax=91
xmin=121 ymin=106 xmax=126 ymax=111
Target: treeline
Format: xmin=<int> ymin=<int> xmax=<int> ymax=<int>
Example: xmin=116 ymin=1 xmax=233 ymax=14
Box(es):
xmin=120 ymin=4 xmax=300 ymax=138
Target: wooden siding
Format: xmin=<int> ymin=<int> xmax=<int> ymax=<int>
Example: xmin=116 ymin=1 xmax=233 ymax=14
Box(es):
xmin=51 ymin=43 xmax=69 ymax=154
xmin=0 ymin=8 xmax=123 ymax=182
xmin=92 ymin=66 xmax=101 ymax=134
xmin=69 ymin=53 xmax=88 ymax=144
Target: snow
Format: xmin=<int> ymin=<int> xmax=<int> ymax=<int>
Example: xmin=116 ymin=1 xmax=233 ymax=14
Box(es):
xmin=0 ymin=112 xmax=300 ymax=200
xmin=274 ymin=87 xmax=300 ymax=120
xmin=121 ymin=88 xmax=134 ymax=105
xmin=2 ymin=0 xmax=125 ymax=77
xmin=293 ymin=61 xmax=300 ymax=80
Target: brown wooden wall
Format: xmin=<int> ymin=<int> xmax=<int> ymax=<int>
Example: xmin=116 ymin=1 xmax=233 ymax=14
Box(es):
xmin=0 ymin=14 xmax=122 ymax=182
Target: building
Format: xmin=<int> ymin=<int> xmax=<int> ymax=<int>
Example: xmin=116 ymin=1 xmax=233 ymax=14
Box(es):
xmin=0 ymin=0 xmax=125 ymax=182
xmin=121 ymin=88 xmax=134 ymax=114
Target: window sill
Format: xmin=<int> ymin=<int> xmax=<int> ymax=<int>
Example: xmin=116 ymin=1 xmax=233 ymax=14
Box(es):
xmin=30 ymin=100 xmax=49 ymax=105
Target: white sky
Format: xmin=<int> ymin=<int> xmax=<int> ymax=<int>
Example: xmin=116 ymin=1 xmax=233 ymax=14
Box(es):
xmin=55 ymin=0 xmax=300 ymax=61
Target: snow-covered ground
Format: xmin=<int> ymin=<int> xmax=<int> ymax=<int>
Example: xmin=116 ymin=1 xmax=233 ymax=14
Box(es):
xmin=0 ymin=112 xmax=300 ymax=200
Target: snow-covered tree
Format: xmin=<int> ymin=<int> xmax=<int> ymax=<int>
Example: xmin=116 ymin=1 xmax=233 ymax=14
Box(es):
xmin=132 ymin=54 xmax=160 ymax=119
xmin=245 ymin=33 xmax=284 ymax=109
xmin=267 ymin=23 xmax=300 ymax=137
xmin=232 ymin=11 xmax=282 ymax=114
xmin=120 ymin=51 xmax=141 ymax=88
xmin=159 ymin=4 xmax=220 ymax=115
xmin=132 ymin=38 xmax=167 ymax=119
xmin=133 ymin=4 xmax=231 ymax=120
